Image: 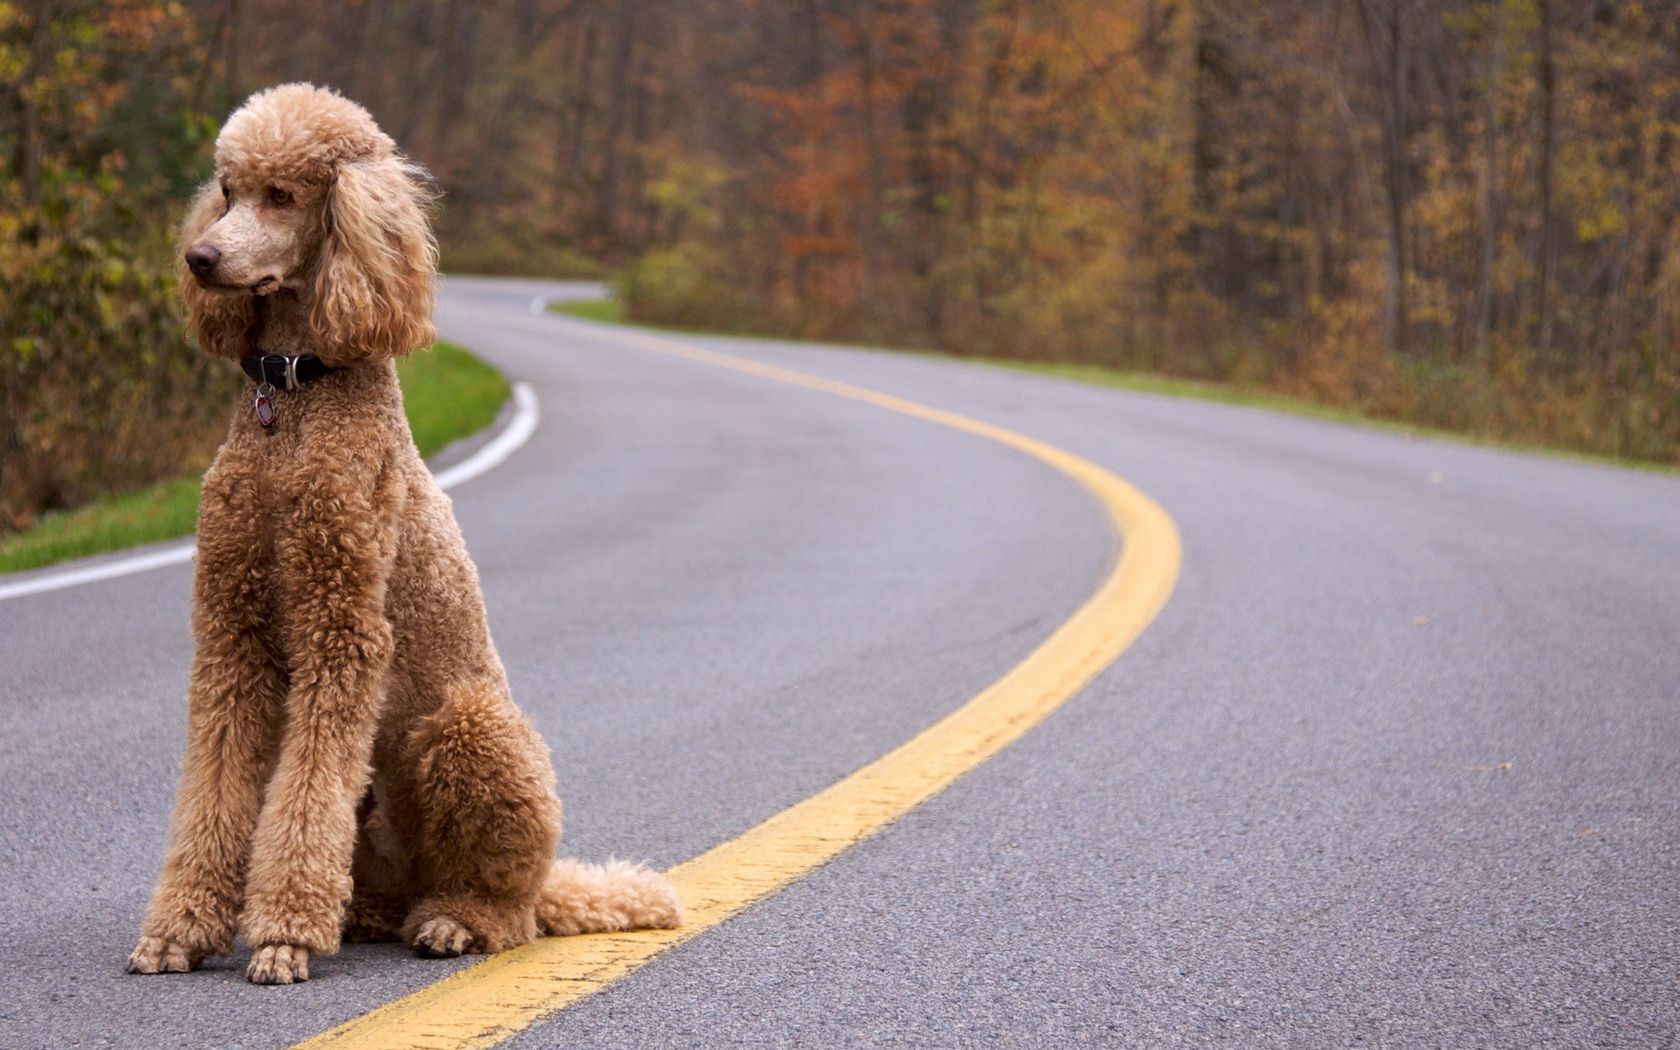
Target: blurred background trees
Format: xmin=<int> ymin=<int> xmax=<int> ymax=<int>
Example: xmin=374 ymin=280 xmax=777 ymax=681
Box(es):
xmin=160 ymin=0 xmax=1680 ymax=460
xmin=1 ymin=1 xmax=231 ymax=530
xmin=4 ymin=0 xmax=1679 ymax=532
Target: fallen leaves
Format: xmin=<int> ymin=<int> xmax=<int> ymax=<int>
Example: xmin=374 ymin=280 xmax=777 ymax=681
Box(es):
xmin=1471 ymin=760 xmax=1514 ymax=773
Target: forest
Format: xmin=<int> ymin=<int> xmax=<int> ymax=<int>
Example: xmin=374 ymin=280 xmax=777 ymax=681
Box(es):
xmin=4 ymin=0 xmax=1679 ymax=531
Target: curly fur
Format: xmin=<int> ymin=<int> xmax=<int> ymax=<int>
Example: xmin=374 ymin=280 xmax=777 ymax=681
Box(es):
xmin=127 ymin=84 xmax=679 ymax=986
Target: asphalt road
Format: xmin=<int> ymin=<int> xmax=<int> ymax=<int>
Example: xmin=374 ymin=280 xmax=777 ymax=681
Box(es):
xmin=2 ymin=276 xmax=1676 ymax=1048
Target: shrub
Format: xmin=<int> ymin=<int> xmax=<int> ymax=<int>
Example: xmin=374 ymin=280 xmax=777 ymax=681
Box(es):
xmin=0 ymin=3 xmax=233 ymax=532
xmin=620 ymin=244 xmax=756 ymax=333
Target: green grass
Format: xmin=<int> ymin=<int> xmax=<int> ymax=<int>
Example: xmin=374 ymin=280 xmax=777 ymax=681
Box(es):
xmin=397 ymin=340 xmax=511 ymax=458
xmin=547 ymin=297 xmax=627 ymax=324
xmin=548 ymin=294 xmax=1399 ymax=425
xmin=0 ymin=476 xmax=207 ymax=576
xmin=988 ymin=360 xmax=1680 ymax=474
xmin=986 ymin=361 xmax=1399 ymax=429
xmin=550 ymin=296 xmax=1678 ymax=475
xmin=548 ymin=295 xmax=760 ymax=339
xmin=0 ymin=341 xmax=511 ymax=575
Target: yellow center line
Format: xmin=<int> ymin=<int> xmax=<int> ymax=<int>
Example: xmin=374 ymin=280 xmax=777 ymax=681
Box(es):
xmin=295 ymin=317 xmax=1182 ymax=1050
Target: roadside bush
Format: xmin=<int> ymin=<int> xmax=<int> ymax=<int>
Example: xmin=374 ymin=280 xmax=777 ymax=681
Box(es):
xmin=620 ymin=244 xmax=758 ymax=333
xmin=0 ymin=174 xmax=234 ymax=532
xmin=437 ymin=219 xmax=604 ymax=279
xmin=0 ymin=3 xmax=233 ymax=532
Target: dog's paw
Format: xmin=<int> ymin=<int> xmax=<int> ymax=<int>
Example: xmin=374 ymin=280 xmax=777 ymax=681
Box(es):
xmin=246 ymin=943 xmax=311 ymax=985
xmin=411 ymin=916 xmax=474 ymax=958
xmin=126 ymin=936 xmax=199 ymax=975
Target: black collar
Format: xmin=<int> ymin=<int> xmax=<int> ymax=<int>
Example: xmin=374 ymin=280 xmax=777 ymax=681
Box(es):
xmin=240 ymin=353 xmax=334 ymax=391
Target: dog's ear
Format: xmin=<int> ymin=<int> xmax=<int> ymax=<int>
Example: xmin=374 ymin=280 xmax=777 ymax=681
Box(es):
xmin=309 ymin=156 xmax=439 ymax=364
xmin=178 ymin=180 xmax=253 ymax=358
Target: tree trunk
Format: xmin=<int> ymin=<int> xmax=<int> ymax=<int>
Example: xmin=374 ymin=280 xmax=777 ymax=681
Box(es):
xmin=594 ymin=0 xmax=640 ymax=242
xmin=1357 ymin=0 xmax=1411 ymax=356
xmin=559 ymin=9 xmax=600 ymax=189
xmin=225 ymin=0 xmax=241 ymax=104
xmin=857 ymin=0 xmax=887 ymax=338
xmin=1534 ymin=0 xmax=1557 ymax=361
xmin=1474 ymin=1 xmax=1504 ymax=358
xmin=14 ymin=0 xmax=59 ymax=205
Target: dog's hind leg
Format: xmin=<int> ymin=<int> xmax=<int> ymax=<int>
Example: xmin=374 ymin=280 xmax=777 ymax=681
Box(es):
xmin=343 ymin=790 xmax=412 ymax=943
xmin=402 ymin=683 xmax=561 ymax=957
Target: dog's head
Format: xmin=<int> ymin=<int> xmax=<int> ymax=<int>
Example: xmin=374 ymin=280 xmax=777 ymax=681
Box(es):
xmin=180 ymin=83 xmax=438 ymax=365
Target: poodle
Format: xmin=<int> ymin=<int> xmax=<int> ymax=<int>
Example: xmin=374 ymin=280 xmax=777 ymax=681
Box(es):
xmin=125 ymin=83 xmax=680 ymax=986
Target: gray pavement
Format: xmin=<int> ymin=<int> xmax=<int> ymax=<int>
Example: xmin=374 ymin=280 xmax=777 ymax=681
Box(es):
xmin=1 ymin=277 xmax=1676 ymax=1047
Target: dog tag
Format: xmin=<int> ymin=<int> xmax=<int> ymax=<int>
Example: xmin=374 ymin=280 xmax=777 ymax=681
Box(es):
xmin=253 ymin=382 xmax=277 ymax=427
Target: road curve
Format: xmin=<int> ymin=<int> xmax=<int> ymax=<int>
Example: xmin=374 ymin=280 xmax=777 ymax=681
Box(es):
xmin=2 ymin=277 xmax=1677 ymax=1048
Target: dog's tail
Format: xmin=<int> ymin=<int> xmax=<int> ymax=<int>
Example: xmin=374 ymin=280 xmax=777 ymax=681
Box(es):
xmin=535 ymin=858 xmax=683 ymax=936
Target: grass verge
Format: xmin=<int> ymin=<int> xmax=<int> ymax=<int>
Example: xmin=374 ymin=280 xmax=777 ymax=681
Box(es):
xmin=549 ymin=297 xmax=1676 ymax=475
xmin=549 ymin=297 xmax=1389 ymax=428
xmin=0 ymin=341 xmax=510 ymax=575
xmin=398 ymin=340 xmax=512 ymax=459
xmin=546 ymin=297 xmax=624 ymax=324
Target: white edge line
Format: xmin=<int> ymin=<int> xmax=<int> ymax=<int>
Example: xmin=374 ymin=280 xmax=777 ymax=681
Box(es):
xmin=432 ymin=382 xmax=539 ymax=490
xmin=0 ymin=381 xmax=540 ymax=604
xmin=0 ymin=543 xmax=198 ymax=602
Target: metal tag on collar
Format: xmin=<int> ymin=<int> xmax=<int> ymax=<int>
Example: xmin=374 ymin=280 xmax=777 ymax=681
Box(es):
xmin=261 ymin=353 xmax=300 ymax=392
xmin=253 ymin=381 xmax=278 ymax=427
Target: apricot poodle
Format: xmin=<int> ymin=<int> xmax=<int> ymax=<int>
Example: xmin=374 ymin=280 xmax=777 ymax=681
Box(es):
xmin=126 ymin=83 xmax=680 ymax=986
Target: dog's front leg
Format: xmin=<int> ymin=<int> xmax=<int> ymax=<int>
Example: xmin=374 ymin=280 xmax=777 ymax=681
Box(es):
xmin=129 ymin=473 xmax=286 ymax=975
xmin=239 ymin=464 xmax=398 ymax=985
xmin=128 ymin=632 xmax=286 ymax=973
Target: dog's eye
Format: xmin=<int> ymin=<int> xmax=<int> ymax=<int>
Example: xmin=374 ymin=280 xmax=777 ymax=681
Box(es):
xmin=267 ymin=186 xmax=293 ymax=207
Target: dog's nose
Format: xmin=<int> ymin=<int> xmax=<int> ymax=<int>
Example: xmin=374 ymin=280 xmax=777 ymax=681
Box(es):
xmin=184 ymin=245 xmax=221 ymax=277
